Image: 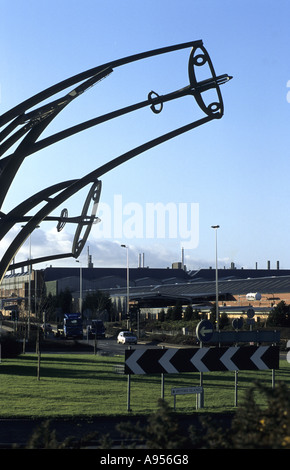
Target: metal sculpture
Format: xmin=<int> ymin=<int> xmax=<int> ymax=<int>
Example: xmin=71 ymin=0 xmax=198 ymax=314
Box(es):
xmin=0 ymin=40 xmax=231 ymax=283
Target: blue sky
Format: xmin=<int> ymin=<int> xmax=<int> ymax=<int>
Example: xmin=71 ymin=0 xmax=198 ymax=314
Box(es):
xmin=1 ymin=0 xmax=290 ymax=272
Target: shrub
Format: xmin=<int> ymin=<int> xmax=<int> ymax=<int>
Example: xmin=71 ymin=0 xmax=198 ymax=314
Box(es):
xmin=0 ymin=334 xmax=22 ymax=358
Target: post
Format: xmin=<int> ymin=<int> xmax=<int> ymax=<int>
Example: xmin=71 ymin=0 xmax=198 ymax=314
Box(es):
xmin=76 ymin=260 xmax=83 ymax=314
xmin=234 ymin=370 xmax=238 ymax=406
xmin=22 ymin=226 xmax=40 ymax=339
xmin=80 ymin=263 xmax=82 ymax=314
xmin=127 ymin=374 xmax=131 ymax=412
xmin=121 ymin=245 xmax=130 ymax=328
xmin=127 ymin=345 xmax=132 ymax=412
xmin=28 ymin=236 xmax=31 ymax=339
xmin=0 ymin=318 xmax=1 ymax=364
xmin=37 ymin=350 xmax=41 ymax=381
xmin=137 ymin=308 xmax=140 ymax=339
xmin=272 ymin=369 xmax=275 ymax=389
xmin=161 ymin=345 xmax=165 ymax=400
xmin=211 ymin=225 xmax=220 ymax=330
xmin=94 ymin=333 xmax=97 ymax=355
xmin=272 ymin=335 xmax=276 ymax=389
xmin=161 ymin=374 xmax=165 ymax=400
xmin=199 ymin=341 xmax=204 ymax=408
xmin=22 ymin=324 xmax=26 ymax=354
xmin=196 ymin=389 xmax=204 ymax=410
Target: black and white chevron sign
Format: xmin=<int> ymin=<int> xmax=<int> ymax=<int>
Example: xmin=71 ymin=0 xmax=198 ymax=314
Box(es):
xmin=124 ymin=346 xmax=279 ymax=375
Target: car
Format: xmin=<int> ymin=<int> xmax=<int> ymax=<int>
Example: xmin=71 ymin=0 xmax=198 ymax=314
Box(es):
xmin=87 ymin=319 xmax=106 ymax=339
xmin=117 ymin=331 xmax=137 ymax=345
xmin=41 ymin=323 xmax=52 ymax=334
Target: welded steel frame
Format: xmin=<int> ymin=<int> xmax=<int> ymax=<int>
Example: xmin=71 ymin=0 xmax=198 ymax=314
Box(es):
xmin=0 ymin=40 xmax=231 ymax=283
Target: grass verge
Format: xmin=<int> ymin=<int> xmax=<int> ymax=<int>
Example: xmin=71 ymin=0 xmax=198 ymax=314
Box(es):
xmin=0 ymin=353 xmax=289 ymax=418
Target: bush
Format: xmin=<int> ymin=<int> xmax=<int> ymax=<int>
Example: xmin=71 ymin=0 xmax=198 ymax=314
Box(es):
xmin=0 ymin=334 xmax=22 ymax=358
xmin=202 ymin=382 xmax=290 ymax=449
xmin=117 ymin=399 xmax=191 ymax=449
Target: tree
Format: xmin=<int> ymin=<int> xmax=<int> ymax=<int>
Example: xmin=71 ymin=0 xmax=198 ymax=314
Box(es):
xmin=172 ymin=301 xmax=183 ymax=321
xmin=25 ymin=420 xmax=100 ymax=449
xmin=268 ymin=301 xmax=290 ymax=327
xmin=166 ymin=306 xmax=174 ymax=321
xmin=184 ymin=305 xmax=193 ymax=321
xmin=82 ymin=290 xmax=113 ymax=320
xmin=158 ymin=309 xmax=165 ymax=322
xmin=192 ymin=308 xmax=200 ymax=320
xmin=230 ymin=382 xmax=290 ymax=449
xmin=210 ymin=302 xmax=217 ymax=327
xmin=184 ymin=305 xmax=200 ymax=321
xmin=57 ymin=288 xmax=73 ymax=313
xmin=219 ymin=311 xmax=229 ymax=329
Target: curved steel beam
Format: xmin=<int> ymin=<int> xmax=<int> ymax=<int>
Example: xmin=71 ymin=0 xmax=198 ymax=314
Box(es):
xmin=0 ymin=112 xmax=215 ymax=282
xmin=0 ymin=68 xmax=112 ymax=209
xmin=0 ymin=178 xmax=101 ymax=277
xmin=0 ymin=41 xmax=232 ymax=282
xmin=0 ymin=41 xmax=202 ymax=127
xmin=0 ymin=42 xmax=231 ymax=210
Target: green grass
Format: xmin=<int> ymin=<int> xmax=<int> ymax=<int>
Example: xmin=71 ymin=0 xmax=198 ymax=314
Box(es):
xmin=0 ymin=353 xmax=290 ymax=418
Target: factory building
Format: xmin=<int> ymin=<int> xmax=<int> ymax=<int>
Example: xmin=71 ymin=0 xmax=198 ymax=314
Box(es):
xmin=1 ymin=263 xmax=290 ymax=321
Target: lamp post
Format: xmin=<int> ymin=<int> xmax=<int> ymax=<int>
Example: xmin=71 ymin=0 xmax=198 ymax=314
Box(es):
xmin=21 ymin=225 xmax=39 ymax=339
xmin=211 ymin=225 xmax=220 ymax=330
xmin=121 ymin=244 xmax=130 ymax=329
xmin=76 ymin=260 xmax=82 ymax=314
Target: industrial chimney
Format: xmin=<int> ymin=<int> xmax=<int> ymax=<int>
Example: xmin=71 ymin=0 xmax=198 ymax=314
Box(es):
xmin=87 ymin=246 xmax=93 ymax=268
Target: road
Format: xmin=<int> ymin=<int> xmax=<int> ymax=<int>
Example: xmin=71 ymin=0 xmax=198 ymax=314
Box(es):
xmin=81 ymin=336 xmax=165 ymax=356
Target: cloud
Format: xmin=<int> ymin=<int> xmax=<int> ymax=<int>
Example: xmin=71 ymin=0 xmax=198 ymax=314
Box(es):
xmin=1 ymin=225 xmax=214 ymax=273
xmin=0 ymin=227 xmax=73 ymax=269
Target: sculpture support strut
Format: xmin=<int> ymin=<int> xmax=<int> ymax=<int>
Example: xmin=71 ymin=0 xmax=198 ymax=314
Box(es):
xmin=0 ymin=41 xmax=232 ymax=283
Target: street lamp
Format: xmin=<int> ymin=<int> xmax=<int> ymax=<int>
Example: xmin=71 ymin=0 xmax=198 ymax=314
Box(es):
xmin=121 ymin=244 xmax=130 ymax=328
xmin=21 ymin=225 xmax=39 ymax=339
xmin=211 ymin=225 xmax=220 ymax=330
xmin=76 ymin=260 xmax=82 ymax=314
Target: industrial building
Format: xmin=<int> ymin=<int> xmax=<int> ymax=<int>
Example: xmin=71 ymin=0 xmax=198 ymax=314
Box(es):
xmin=1 ymin=263 xmax=290 ymax=321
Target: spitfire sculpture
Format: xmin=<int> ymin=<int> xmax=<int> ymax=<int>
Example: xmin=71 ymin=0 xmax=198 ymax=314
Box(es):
xmin=0 ymin=41 xmax=231 ymax=283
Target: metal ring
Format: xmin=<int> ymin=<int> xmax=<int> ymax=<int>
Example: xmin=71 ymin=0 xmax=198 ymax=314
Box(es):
xmin=188 ymin=45 xmax=224 ymax=117
xmin=56 ymin=208 xmax=68 ymax=232
xmin=72 ymin=180 xmax=102 ymax=258
xmin=148 ymin=91 xmax=163 ymax=114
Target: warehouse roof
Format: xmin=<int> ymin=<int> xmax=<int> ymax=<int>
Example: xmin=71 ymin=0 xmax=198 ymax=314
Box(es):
xmin=105 ymin=274 xmax=290 ymax=301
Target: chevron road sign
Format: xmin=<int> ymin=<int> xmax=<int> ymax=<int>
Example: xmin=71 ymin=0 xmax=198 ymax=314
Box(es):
xmin=124 ymin=346 xmax=279 ymax=375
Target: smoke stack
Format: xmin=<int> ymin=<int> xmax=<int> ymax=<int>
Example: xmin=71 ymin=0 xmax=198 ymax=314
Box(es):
xmin=277 ymin=260 xmax=280 ymax=270
xmin=181 ymin=247 xmax=184 ymax=269
xmin=87 ymin=246 xmax=93 ymax=268
xmin=267 ymin=260 xmax=270 ymax=270
xmin=142 ymin=253 xmax=145 ymax=268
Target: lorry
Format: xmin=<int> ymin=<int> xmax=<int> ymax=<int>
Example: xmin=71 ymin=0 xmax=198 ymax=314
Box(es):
xmin=63 ymin=313 xmax=83 ymax=339
xmin=87 ymin=319 xmax=106 ymax=339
